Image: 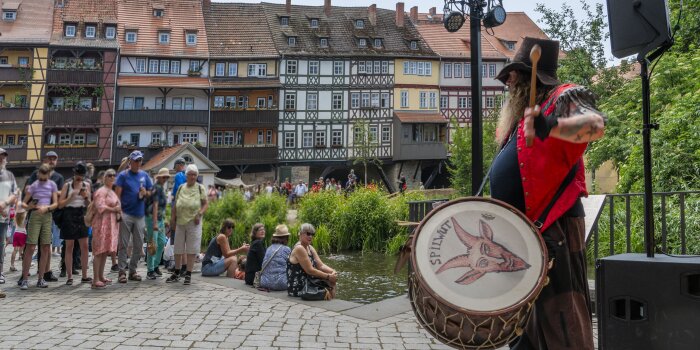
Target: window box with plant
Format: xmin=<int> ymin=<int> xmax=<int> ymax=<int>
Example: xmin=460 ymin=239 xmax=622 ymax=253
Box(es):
xmin=187 ymin=69 xmax=202 ymax=77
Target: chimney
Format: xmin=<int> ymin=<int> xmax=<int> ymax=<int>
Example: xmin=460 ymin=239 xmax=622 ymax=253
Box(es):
xmin=410 ymin=6 xmax=418 ymax=22
xmin=395 ymin=2 xmax=404 ymax=27
xmin=429 ymin=7 xmax=436 ymax=16
xmin=286 ymin=0 xmax=291 ymax=14
xmin=368 ymin=4 xmax=377 ymax=26
xmin=203 ymin=0 xmax=211 ymax=11
xmin=324 ymin=0 xmax=331 ymax=17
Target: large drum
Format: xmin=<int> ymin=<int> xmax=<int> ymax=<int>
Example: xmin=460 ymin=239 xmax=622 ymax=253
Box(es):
xmin=409 ymin=197 xmax=549 ymax=349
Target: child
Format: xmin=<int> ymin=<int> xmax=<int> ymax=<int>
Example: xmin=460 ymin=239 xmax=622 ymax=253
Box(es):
xmin=234 ymin=256 xmax=246 ymax=280
xmin=10 ymin=209 xmax=27 ymax=272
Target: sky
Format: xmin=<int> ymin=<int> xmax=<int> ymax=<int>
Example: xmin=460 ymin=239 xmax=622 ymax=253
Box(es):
xmin=216 ymin=0 xmax=616 ymax=62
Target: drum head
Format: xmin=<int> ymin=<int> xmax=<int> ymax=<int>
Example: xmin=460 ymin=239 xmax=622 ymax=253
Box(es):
xmin=413 ymin=197 xmax=546 ymax=314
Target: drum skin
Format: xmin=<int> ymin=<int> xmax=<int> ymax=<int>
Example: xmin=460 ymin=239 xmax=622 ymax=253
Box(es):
xmin=409 ymin=197 xmax=549 ymax=350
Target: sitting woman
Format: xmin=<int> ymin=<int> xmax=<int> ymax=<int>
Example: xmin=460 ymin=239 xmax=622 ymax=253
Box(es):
xmin=244 ymin=223 xmax=266 ymax=286
xmin=201 ymin=219 xmax=249 ymax=278
xmin=287 ymin=223 xmax=338 ymax=299
xmin=259 ymin=224 xmax=292 ymax=291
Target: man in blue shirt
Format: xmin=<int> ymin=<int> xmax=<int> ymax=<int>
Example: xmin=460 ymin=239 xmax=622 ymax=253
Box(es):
xmin=168 ymin=158 xmax=186 ymax=273
xmin=115 ymin=151 xmax=153 ymax=283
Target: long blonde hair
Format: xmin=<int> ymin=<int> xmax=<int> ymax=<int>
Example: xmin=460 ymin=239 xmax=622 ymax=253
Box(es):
xmin=496 ymin=72 xmax=552 ymax=146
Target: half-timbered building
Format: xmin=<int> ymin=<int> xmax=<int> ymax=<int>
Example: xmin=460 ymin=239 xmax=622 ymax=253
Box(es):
xmin=262 ymin=0 xmax=437 ymax=188
xmin=113 ymin=0 xmax=210 ymax=163
xmin=0 ymin=0 xmax=53 ymax=172
xmin=203 ymin=1 xmax=279 ymax=182
xmin=46 ymin=0 xmax=118 ymax=165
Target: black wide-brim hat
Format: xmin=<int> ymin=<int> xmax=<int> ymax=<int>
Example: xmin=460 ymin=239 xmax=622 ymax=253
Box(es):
xmin=496 ymin=37 xmax=561 ymax=86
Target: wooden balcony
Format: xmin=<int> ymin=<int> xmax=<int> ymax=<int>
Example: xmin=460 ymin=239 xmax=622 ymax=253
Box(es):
xmin=5 ymin=146 xmax=27 ymax=162
xmin=0 ymin=108 xmax=30 ymax=122
xmin=43 ymin=146 xmax=101 ymax=161
xmin=44 ymin=110 xmax=102 ymax=126
xmin=210 ymin=109 xmax=278 ymax=128
xmin=0 ymin=67 xmax=22 ymax=81
xmin=47 ymin=69 xmax=103 ymax=85
xmin=208 ymin=145 xmax=278 ymax=165
xmin=115 ymin=110 xmax=208 ymax=126
xmin=393 ymin=142 xmax=447 ymax=161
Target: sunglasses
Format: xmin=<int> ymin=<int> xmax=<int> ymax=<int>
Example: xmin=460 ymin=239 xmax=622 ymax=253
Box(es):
xmin=106 ymin=174 xmax=116 ymax=178
xmin=305 ymin=232 xmax=315 ymax=237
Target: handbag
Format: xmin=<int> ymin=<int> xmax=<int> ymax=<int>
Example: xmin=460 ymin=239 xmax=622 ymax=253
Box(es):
xmin=147 ymin=239 xmax=157 ymax=256
xmin=254 ymin=245 xmax=283 ymax=288
xmin=300 ymin=277 xmax=330 ymax=301
xmin=83 ymin=201 xmax=95 ymax=227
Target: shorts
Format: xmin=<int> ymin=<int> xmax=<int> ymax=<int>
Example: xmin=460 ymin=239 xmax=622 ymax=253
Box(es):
xmin=174 ymin=220 xmax=202 ymax=255
xmin=12 ymin=231 xmax=27 ymax=247
xmin=27 ymin=211 xmax=53 ymax=245
xmin=201 ymin=259 xmax=226 ymax=276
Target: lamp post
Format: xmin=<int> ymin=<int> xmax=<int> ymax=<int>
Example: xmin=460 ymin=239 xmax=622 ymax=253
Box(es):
xmin=443 ymin=0 xmax=505 ymax=196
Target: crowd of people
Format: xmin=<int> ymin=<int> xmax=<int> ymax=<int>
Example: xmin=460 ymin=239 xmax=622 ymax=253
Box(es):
xmin=0 ymin=149 xmax=336 ymax=301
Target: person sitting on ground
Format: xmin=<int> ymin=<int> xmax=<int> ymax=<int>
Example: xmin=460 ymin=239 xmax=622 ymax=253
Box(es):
xmin=287 ymin=223 xmax=337 ymax=299
xmin=244 ymin=223 xmax=266 ymax=285
xmin=234 ymin=257 xmax=246 ymax=280
xmin=201 ymin=219 xmax=249 ymax=278
xmin=259 ymin=224 xmax=292 ymax=291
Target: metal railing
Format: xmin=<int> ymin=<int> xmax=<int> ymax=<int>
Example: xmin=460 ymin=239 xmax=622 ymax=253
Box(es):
xmin=589 ymin=190 xmax=700 ymax=260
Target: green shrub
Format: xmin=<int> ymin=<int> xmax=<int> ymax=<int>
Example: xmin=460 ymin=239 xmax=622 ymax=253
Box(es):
xmin=297 ymin=190 xmax=344 ymax=228
xmin=334 ymin=188 xmax=395 ymax=251
xmin=202 ymin=191 xmax=247 ymax=249
xmin=313 ymin=224 xmax=333 ymax=255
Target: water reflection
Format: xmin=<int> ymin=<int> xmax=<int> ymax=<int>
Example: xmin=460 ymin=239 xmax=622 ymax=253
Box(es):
xmin=323 ymin=251 xmax=408 ymax=304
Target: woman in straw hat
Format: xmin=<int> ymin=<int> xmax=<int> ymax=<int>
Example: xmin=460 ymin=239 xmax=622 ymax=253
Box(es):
xmin=259 ymin=224 xmax=292 ymax=291
xmin=146 ymin=168 xmax=170 ymax=280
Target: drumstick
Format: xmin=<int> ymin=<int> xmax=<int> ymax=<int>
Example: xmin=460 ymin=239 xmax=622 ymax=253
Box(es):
xmin=524 ymin=44 xmax=541 ymax=147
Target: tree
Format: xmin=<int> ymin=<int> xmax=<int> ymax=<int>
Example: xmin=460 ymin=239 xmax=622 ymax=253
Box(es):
xmin=350 ymin=120 xmax=383 ymax=187
xmin=535 ymin=1 xmax=608 ymax=91
xmin=447 ymin=118 xmax=498 ymax=197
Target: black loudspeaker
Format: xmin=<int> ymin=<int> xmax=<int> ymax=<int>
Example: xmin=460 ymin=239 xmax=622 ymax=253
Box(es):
xmin=606 ymin=0 xmax=672 ymax=58
xmin=596 ymin=253 xmax=700 ymax=350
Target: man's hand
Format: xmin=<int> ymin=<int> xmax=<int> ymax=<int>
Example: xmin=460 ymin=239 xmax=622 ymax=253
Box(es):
xmin=523 ymin=105 xmax=541 ymax=147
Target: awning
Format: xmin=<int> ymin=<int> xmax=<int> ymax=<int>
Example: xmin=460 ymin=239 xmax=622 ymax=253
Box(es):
xmin=215 ymin=177 xmax=246 ymax=188
xmin=118 ymin=75 xmax=209 ymax=89
xmin=394 ymin=111 xmax=447 ymax=124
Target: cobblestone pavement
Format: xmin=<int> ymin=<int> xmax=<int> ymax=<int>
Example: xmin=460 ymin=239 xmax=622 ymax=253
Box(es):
xmin=0 ymin=250 xmax=454 ymax=350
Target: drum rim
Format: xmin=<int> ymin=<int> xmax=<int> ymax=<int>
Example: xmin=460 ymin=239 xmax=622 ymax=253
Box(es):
xmin=410 ymin=196 xmax=549 ymax=316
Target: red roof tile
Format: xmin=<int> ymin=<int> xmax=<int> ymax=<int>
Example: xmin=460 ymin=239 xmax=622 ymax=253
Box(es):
xmin=50 ymin=0 xmax=119 ymax=49
xmin=414 ymin=21 xmax=506 ymax=60
xmin=118 ymin=0 xmax=208 ymax=58
xmin=394 ymin=111 xmax=446 ymax=123
xmin=142 ymin=144 xmax=184 ymax=171
xmin=0 ymin=0 xmax=53 ymax=45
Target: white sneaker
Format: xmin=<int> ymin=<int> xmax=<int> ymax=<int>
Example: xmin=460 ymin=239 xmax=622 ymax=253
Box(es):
xmin=36 ymin=279 xmax=48 ymax=288
xmin=0 ymin=273 xmax=5 ymax=284
xmin=20 ymin=279 xmax=28 ymax=290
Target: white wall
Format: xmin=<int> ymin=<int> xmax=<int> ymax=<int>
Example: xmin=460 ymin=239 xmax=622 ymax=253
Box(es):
xmin=117 ymin=87 xmax=209 ymax=110
xmin=116 ymin=126 xmax=208 ymax=148
xmin=120 ymin=56 xmax=209 ymax=77
xmin=439 ymin=61 xmax=506 ymax=87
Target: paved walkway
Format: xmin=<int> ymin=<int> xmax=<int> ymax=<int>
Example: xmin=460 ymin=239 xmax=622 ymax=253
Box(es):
xmin=0 ymin=248 xmax=453 ymax=350
xmin=0 ymin=248 xmax=597 ymax=349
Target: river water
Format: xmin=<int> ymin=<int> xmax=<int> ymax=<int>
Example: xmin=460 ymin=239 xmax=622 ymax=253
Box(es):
xmin=322 ymin=251 xmax=408 ymax=304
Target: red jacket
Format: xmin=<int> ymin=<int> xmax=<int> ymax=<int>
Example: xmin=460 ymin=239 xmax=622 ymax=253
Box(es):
xmin=516 ymin=84 xmax=588 ymax=232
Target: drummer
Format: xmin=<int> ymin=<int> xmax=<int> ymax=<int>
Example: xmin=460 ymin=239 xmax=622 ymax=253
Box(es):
xmin=490 ymin=38 xmax=605 ymax=349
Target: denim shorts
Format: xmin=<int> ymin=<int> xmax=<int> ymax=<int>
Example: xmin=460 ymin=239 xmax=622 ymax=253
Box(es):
xmin=201 ymin=259 xmax=226 ymax=276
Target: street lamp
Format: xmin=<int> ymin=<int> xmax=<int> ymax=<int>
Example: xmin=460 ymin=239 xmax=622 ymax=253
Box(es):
xmin=443 ymin=0 xmax=506 ymax=196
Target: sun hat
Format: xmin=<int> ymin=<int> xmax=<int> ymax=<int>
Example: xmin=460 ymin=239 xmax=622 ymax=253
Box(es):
xmin=495 ymin=37 xmax=561 ymax=86
xmin=72 ymin=162 xmax=87 ymax=175
xmin=155 ymin=168 xmax=171 ymax=179
xmin=273 ymin=224 xmax=290 ymax=237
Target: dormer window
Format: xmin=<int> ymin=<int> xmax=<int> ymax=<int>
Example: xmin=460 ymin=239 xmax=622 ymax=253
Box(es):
xmin=358 ymin=38 xmax=367 ymax=48
xmin=374 ymin=38 xmax=382 ymax=48
xmin=105 ymin=26 xmax=116 ymax=39
xmin=505 ymin=41 xmax=516 ymax=50
xmin=3 ymin=10 xmax=16 ymax=21
xmin=355 ymin=19 xmax=364 ymax=29
xmin=158 ymin=31 xmax=170 ymax=44
xmin=125 ymin=31 xmax=137 ymax=43
xmin=186 ymin=32 xmax=197 ymax=46
xmin=410 ymin=40 xmax=418 ymax=50
xmin=288 ymin=36 xmax=297 ymax=47
xmin=153 ymin=9 xmax=164 ymax=17
xmin=65 ymin=24 xmax=76 ymax=37
xmin=310 ymin=18 xmax=319 ymax=28
xmin=280 ymin=16 xmax=289 ymax=26
xmin=319 ymin=38 xmax=328 ymax=48
xmin=85 ymin=25 xmax=96 ymax=38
